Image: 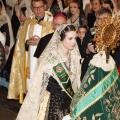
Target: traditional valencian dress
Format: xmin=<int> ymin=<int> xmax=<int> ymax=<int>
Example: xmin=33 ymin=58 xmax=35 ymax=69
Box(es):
xmin=8 ymin=11 xmax=53 ymax=103
xmin=16 ymin=24 xmax=81 ymax=120
xmin=70 ymin=52 xmax=120 ymax=120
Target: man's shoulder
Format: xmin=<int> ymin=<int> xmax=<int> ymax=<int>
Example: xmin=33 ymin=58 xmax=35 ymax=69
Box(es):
xmin=23 ymin=17 xmax=37 ymax=27
xmin=42 ymin=32 xmax=54 ymax=39
xmin=44 ymin=11 xmax=53 ymax=21
xmin=40 ymin=33 xmax=54 ymax=43
xmin=25 ymin=17 xmax=36 ymax=22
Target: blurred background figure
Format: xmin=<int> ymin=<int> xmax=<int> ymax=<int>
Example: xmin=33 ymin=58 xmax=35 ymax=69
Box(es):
xmin=103 ymin=0 xmax=114 ymax=12
xmin=46 ymin=0 xmax=62 ymax=16
xmin=2 ymin=6 xmax=29 ymax=88
xmin=84 ymin=0 xmax=93 ymax=17
xmin=0 ymin=32 xmax=6 ymax=86
xmin=62 ymin=0 xmax=73 ymax=15
xmin=0 ymin=0 xmax=14 ymax=56
xmin=87 ymin=0 xmax=102 ymax=29
xmin=11 ymin=0 xmax=32 ymax=41
xmin=0 ymin=0 xmax=14 ymax=88
xmin=77 ymin=25 xmax=88 ymax=45
xmin=112 ymin=0 xmax=120 ymax=16
xmin=67 ymin=0 xmax=87 ymax=29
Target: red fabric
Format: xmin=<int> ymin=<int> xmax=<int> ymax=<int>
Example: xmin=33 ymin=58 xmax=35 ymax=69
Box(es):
xmin=118 ymin=66 xmax=120 ymax=74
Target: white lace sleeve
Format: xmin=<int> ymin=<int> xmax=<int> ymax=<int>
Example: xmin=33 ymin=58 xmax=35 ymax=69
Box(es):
xmin=0 ymin=32 xmax=5 ymax=46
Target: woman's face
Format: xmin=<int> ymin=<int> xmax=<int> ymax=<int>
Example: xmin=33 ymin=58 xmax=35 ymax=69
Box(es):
xmin=92 ymin=0 xmax=101 ymax=12
xmin=61 ymin=31 xmax=77 ymax=50
xmin=19 ymin=10 xmax=26 ymax=22
xmin=69 ymin=2 xmax=79 ymax=15
xmin=77 ymin=28 xmax=87 ymax=40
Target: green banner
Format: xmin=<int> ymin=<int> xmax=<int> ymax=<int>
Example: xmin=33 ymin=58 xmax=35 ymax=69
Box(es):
xmin=71 ymin=66 xmax=119 ymax=120
xmin=53 ymin=63 xmax=74 ymax=99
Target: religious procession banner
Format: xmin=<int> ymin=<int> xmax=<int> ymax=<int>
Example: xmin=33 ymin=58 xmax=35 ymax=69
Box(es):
xmin=70 ymin=64 xmax=120 ymax=120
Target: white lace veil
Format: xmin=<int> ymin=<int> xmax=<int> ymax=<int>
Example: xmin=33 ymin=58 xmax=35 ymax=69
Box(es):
xmin=0 ymin=0 xmax=14 ymax=50
xmin=30 ymin=24 xmax=81 ymax=101
xmin=39 ymin=24 xmax=80 ymax=60
xmin=18 ymin=0 xmax=32 ymax=18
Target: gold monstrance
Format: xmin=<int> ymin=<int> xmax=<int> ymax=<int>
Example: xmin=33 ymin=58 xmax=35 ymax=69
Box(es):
xmin=94 ymin=14 xmax=120 ymax=63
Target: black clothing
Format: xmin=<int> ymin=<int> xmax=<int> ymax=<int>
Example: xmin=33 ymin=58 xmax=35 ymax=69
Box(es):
xmin=2 ymin=44 xmax=15 ymax=82
xmin=112 ymin=46 xmax=120 ymax=68
xmin=4 ymin=45 xmax=15 ymax=74
xmin=80 ymin=29 xmax=95 ymax=80
xmin=47 ymin=76 xmax=71 ymax=120
xmin=2 ymin=0 xmax=6 ymax=8
xmin=0 ymin=42 xmax=5 ymax=77
xmin=34 ymin=33 xmax=54 ymax=58
xmin=87 ymin=12 xmax=96 ymax=28
xmin=11 ymin=8 xmax=20 ymax=41
xmin=0 ymin=23 xmax=10 ymax=46
xmin=35 ymin=17 xmax=44 ymax=24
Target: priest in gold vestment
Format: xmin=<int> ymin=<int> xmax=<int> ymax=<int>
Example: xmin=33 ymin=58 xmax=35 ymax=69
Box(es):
xmin=8 ymin=0 xmax=53 ymax=103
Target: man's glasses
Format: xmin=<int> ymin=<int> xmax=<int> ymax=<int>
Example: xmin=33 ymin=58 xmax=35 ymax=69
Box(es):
xmin=32 ymin=6 xmax=44 ymax=10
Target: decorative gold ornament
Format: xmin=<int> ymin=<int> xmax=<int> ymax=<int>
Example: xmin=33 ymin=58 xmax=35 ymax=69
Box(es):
xmin=94 ymin=13 xmax=120 ymax=63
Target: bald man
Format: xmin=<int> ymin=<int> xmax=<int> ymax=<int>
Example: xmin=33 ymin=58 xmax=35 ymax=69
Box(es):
xmin=34 ymin=13 xmax=67 ymax=58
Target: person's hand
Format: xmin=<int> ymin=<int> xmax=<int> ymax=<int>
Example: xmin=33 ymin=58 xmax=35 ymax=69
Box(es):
xmin=87 ymin=43 xmax=96 ymax=53
xmin=27 ymin=35 xmax=40 ymax=46
xmin=4 ymin=46 xmax=9 ymax=55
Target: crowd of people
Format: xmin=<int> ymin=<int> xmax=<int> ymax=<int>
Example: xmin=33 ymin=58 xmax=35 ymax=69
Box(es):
xmin=0 ymin=0 xmax=120 ymax=120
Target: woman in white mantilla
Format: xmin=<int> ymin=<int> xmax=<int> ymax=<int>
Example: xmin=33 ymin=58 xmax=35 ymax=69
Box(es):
xmin=16 ymin=24 xmax=81 ymax=120
xmin=0 ymin=0 xmax=14 ymax=56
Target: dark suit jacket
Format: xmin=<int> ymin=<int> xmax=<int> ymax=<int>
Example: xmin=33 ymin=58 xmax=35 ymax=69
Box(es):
xmin=80 ymin=29 xmax=95 ymax=80
xmin=87 ymin=12 xmax=96 ymax=29
xmin=34 ymin=33 xmax=54 ymax=58
xmin=112 ymin=46 xmax=120 ymax=68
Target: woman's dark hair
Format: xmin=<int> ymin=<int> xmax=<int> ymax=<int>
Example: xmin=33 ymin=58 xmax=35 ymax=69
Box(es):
xmin=0 ymin=1 xmax=2 ymax=8
xmin=60 ymin=25 xmax=76 ymax=41
xmin=77 ymin=25 xmax=88 ymax=31
xmin=20 ymin=7 xmax=27 ymax=17
xmin=103 ymin=0 xmax=114 ymax=10
xmin=68 ymin=0 xmax=86 ymax=25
